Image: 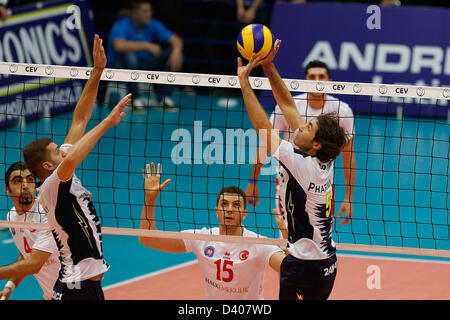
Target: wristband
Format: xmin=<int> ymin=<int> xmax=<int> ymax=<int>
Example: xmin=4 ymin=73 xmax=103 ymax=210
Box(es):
xmin=249 ymin=179 xmax=257 ymax=184
xmin=4 ymin=280 xmax=15 ymax=291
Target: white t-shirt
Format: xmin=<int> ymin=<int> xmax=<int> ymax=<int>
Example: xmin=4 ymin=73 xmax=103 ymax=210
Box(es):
xmin=7 ymin=200 xmax=60 ymax=300
xmin=269 ymin=93 xmax=355 ymax=144
xmin=183 ymin=227 xmax=282 ymax=300
xmin=273 ymin=140 xmax=336 ymax=260
xmin=37 ymin=144 xmax=109 ymax=283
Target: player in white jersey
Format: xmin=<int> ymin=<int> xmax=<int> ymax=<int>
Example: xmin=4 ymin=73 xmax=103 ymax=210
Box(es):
xmin=237 ymin=40 xmax=347 ymax=299
xmin=138 ymin=163 xmax=286 ymax=300
xmin=22 ymin=35 xmax=132 ymax=300
xmin=246 ymin=60 xmax=356 ymax=226
xmin=0 ymin=162 xmax=59 ymax=300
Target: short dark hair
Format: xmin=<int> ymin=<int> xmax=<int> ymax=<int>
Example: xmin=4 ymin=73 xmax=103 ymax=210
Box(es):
xmin=216 ymin=186 xmax=247 ymax=210
xmin=131 ymin=0 xmax=152 ymax=11
xmin=314 ymin=113 xmax=347 ymax=163
xmin=5 ymin=161 xmax=28 ymax=189
xmin=22 ymin=137 xmax=53 ymax=179
xmin=304 ymin=60 xmax=330 ymax=78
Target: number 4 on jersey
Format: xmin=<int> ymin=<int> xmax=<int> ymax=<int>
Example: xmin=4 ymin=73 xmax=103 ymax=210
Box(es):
xmin=23 ymin=237 xmax=31 ymax=253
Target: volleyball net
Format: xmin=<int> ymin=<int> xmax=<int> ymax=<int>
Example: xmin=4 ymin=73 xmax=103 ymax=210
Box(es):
xmin=0 ymin=62 xmax=448 ymax=256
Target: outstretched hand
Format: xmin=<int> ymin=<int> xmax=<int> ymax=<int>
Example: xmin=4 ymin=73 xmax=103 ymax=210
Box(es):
xmin=337 ymin=200 xmax=353 ymax=226
xmin=260 ymin=39 xmax=281 ymax=67
xmin=106 ymin=93 xmax=131 ymax=126
xmin=92 ymin=34 xmax=106 ymax=69
xmin=143 ymin=162 xmax=171 ymax=200
xmin=237 ymin=39 xmax=282 ymax=79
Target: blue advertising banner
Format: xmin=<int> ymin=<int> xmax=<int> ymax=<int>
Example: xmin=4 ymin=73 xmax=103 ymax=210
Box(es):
xmin=0 ymin=0 xmax=95 ymax=127
xmin=269 ymin=2 xmax=450 ymax=118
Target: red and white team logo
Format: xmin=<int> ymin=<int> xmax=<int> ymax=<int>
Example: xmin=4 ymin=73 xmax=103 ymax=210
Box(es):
xmin=296 ymin=293 xmax=304 ymax=300
xmin=239 ymin=250 xmax=249 ymax=261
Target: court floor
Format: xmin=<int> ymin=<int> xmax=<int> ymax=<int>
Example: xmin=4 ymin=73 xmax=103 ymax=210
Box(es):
xmin=0 ymin=91 xmax=449 ymax=299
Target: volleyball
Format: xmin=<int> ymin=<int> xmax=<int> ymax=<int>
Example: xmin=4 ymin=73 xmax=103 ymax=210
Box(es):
xmin=237 ymin=24 xmax=273 ymax=60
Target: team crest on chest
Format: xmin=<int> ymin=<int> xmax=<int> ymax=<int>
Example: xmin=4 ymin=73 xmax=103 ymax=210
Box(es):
xmin=239 ymin=250 xmax=249 ymax=261
xmin=204 ymin=246 xmax=215 ymax=258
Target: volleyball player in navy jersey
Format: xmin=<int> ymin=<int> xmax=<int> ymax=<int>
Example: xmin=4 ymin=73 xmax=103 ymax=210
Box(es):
xmin=237 ymin=40 xmax=347 ymax=300
xmin=22 ymin=35 xmax=132 ymax=300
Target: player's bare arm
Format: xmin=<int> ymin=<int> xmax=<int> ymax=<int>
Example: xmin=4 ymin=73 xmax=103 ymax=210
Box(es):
xmin=57 ymin=94 xmax=131 ymax=181
xmin=338 ymin=137 xmax=356 ymax=225
xmin=0 ymin=249 xmax=51 ymax=279
xmin=0 ymin=255 xmax=26 ymax=300
xmin=273 ymin=209 xmax=288 ymax=239
xmin=260 ymin=40 xmax=305 ymax=132
xmin=269 ymin=251 xmax=286 ymax=273
xmin=64 ymin=34 xmax=106 ymax=145
xmin=139 ymin=162 xmax=186 ymax=253
xmin=237 ymin=55 xmax=281 ymax=157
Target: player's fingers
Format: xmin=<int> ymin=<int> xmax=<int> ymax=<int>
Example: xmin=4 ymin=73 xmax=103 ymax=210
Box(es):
xmin=337 ymin=205 xmax=344 ymax=218
xmin=116 ymin=93 xmax=132 ymax=109
xmin=146 ymin=163 xmax=151 ymax=177
xmin=160 ymin=179 xmax=171 ymax=191
xmin=237 ymin=57 xmax=242 ymax=67
xmin=99 ymin=42 xmax=105 ymax=56
xmin=340 ymin=217 xmax=351 ymax=226
xmin=93 ymin=34 xmax=98 ymax=52
xmin=151 ymin=162 xmax=156 ymax=175
xmin=274 ymin=39 xmax=281 ymax=49
xmin=157 ymin=163 xmax=161 ymax=176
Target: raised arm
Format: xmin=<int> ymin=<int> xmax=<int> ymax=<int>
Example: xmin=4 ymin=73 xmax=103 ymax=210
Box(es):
xmin=260 ymin=40 xmax=305 ymax=132
xmin=138 ymin=163 xmax=186 ymax=253
xmin=57 ymin=94 xmax=131 ymax=181
xmin=64 ymin=34 xmax=107 ymax=145
xmin=237 ymin=55 xmax=281 ymax=157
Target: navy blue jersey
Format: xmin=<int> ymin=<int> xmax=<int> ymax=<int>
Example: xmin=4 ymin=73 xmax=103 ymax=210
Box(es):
xmin=38 ymin=144 xmax=109 ymax=283
xmin=273 ymin=140 xmax=336 ymax=260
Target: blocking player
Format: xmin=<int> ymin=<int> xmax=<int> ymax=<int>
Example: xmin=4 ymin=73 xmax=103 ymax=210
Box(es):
xmin=138 ymin=162 xmax=286 ymax=300
xmin=237 ymin=40 xmax=347 ymax=300
xmin=22 ymin=35 xmax=132 ymax=300
xmin=0 ymin=162 xmax=59 ymax=300
xmin=246 ymin=60 xmax=356 ymax=226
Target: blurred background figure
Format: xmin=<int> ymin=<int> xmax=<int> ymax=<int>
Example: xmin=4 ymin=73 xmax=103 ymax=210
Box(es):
xmin=106 ymin=0 xmax=183 ymax=112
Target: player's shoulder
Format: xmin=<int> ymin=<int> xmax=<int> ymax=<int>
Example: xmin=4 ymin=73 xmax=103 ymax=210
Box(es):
xmin=293 ymin=93 xmax=308 ymax=106
xmin=326 ymin=95 xmax=353 ymax=114
xmin=6 ymin=206 xmax=17 ymax=221
xmin=183 ymin=227 xmax=219 ymax=235
xmin=242 ymin=228 xmax=271 ymax=240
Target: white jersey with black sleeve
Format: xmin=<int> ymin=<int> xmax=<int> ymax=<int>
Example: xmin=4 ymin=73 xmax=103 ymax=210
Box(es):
xmin=273 ymin=139 xmax=336 ymax=260
xmin=7 ymin=200 xmax=60 ymax=300
xmin=37 ymin=144 xmax=109 ymax=283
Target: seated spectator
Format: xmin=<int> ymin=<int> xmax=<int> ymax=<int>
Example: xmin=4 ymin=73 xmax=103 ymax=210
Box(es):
xmin=107 ymin=0 xmax=183 ymax=111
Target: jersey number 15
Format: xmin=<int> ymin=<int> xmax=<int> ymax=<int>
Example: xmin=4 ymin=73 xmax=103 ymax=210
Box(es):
xmin=214 ymin=259 xmax=234 ymax=282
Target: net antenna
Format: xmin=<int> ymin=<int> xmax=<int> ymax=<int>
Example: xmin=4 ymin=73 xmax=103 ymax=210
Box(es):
xmin=0 ymin=62 xmax=448 ymax=257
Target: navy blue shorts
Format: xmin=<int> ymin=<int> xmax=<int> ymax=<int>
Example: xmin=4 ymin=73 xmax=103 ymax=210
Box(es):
xmin=279 ymin=254 xmax=337 ymax=300
xmin=52 ymin=278 xmax=104 ymax=300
